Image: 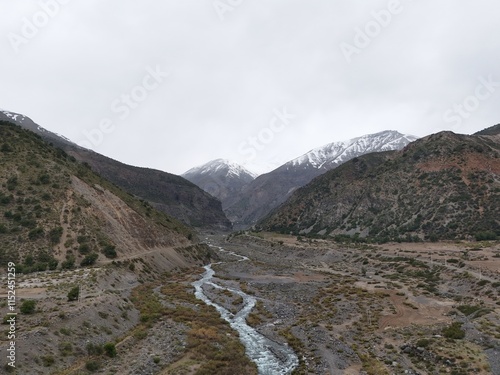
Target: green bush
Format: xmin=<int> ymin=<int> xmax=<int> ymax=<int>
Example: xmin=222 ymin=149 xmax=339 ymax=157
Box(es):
xmin=415 ymin=338 xmax=431 ymax=348
xmin=59 ymin=342 xmax=73 ymax=356
xmin=20 ymin=300 xmax=36 ymax=314
xmin=442 ymin=322 xmax=465 ymax=340
xmin=103 ymin=342 xmax=117 ymax=358
xmin=40 ymin=355 xmax=55 ymax=367
xmin=1 ymin=143 xmax=13 ymax=153
xmin=28 ymin=227 xmax=44 ymax=240
xmin=86 ymin=342 xmax=104 ymax=355
xmin=475 ymin=231 xmax=497 ymax=241
xmin=78 ymin=243 xmax=91 ymax=255
xmin=61 ymin=256 xmax=75 ymax=270
xmin=102 ymin=244 xmax=117 ymax=259
xmin=38 ymin=173 xmax=50 ymax=184
xmin=80 ymin=252 xmax=98 ymax=267
xmin=67 ymin=286 xmax=79 ymax=302
xmin=48 ymin=227 xmax=63 ymax=245
xmin=85 ymin=361 xmax=100 ymax=372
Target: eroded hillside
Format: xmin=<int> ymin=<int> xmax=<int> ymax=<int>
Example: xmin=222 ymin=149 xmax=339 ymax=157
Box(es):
xmin=259 ymin=130 xmax=500 ymax=242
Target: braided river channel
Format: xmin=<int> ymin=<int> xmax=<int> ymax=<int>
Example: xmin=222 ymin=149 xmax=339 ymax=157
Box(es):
xmin=192 ymin=245 xmax=299 ymax=375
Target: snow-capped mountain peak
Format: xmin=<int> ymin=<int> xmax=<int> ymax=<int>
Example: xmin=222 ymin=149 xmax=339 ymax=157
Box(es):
xmin=289 ymin=130 xmax=418 ymax=170
xmin=183 ymin=159 xmax=257 ymax=179
xmin=182 ymin=159 xmax=257 ymax=203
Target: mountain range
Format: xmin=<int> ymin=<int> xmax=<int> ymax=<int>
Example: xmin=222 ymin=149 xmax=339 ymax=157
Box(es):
xmin=257 ymin=126 xmax=500 ymax=241
xmin=221 ymin=130 xmax=418 ymax=228
xmin=3 ymin=108 xmax=499 ymax=242
xmin=0 ymin=110 xmax=231 ymax=230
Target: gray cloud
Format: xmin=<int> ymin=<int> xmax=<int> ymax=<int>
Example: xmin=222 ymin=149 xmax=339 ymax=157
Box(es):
xmin=1 ymin=0 xmax=499 ymax=175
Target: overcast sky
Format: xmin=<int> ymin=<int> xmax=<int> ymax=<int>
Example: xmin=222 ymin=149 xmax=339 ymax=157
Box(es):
xmin=1 ymin=1 xmax=499 ymax=175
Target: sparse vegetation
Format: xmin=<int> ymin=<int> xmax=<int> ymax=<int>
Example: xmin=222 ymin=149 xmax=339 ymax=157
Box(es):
xmin=20 ymin=299 xmax=36 ymax=314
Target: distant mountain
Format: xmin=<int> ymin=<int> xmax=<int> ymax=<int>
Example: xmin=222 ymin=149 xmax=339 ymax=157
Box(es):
xmin=258 ymin=127 xmax=500 ymax=241
xmin=224 ymin=130 xmax=418 ymax=228
xmin=0 ymin=109 xmax=231 ymax=230
xmin=182 ymin=159 xmax=257 ymax=205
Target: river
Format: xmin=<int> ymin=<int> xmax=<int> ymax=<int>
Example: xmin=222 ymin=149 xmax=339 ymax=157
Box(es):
xmin=192 ymin=244 xmax=299 ymax=375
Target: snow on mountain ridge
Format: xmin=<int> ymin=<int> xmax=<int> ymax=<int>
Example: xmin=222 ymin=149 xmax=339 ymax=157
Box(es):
xmin=290 ymin=130 xmax=418 ymax=170
xmin=183 ymin=159 xmax=258 ymax=179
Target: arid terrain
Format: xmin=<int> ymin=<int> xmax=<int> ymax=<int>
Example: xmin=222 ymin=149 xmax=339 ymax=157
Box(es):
xmin=1 ymin=232 xmax=500 ymax=375
xmin=208 ymin=233 xmax=500 ymax=375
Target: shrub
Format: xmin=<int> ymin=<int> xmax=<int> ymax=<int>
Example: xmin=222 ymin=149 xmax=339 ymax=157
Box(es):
xmin=86 ymin=343 xmax=104 ymax=355
xmin=20 ymin=300 xmax=36 ymax=314
xmin=67 ymin=286 xmax=79 ymax=302
xmin=48 ymin=227 xmax=63 ymax=245
xmin=59 ymin=342 xmax=73 ymax=356
xmin=442 ymin=322 xmax=465 ymax=339
xmin=80 ymin=252 xmax=98 ymax=266
xmin=475 ymin=231 xmax=497 ymax=241
xmin=1 ymin=143 xmax=13 ymax=153
xmin=40 ymin=355 xmax=55 ymax=367
xmin=102 ymin=244 xmax=117 ymax=259
xmin=61 ymin=256 xmax=75 ymax=270
xmin=78 ymin=243 xmax=91 ymax=255
xmin=85 ymin=361 xmax=100 ymax=372
xmin=28 ymin=227 xmax=44 ymax=240
xmin=415 ymin=338 xmax=431 ymax=348
xmin=103 ymin=342 xmax=117 ymax=358
xmin=38 ymin=174 xmax=50 ymax=184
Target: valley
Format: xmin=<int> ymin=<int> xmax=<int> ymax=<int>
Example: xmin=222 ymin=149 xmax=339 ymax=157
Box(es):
xmin=204 ymin=233 xmax=500 ymax=375
xmin=3 ymin=231 xmax=500 ymax=374
xmin=0 ymin=116 xmax=499 ymax=374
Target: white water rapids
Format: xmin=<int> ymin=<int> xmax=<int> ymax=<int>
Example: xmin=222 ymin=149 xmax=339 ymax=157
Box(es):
xmin=192 ymin=245 xmax=299 ymax=375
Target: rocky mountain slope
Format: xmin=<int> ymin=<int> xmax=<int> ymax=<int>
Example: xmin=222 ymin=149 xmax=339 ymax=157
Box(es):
xmin=0 ymin=110 xmax=231 ymax=230
xmin=182 ymin=159 xmax=256 ymax=205
xmin=258 ymin=127 xmax=500 ymax=241
xmin=224 ymin=131 xmax=417 ymax=228
xmin=0 ymin=119 xmax=238 ymax=375
xmin=0 ymin=119 xmax=203 ymax=270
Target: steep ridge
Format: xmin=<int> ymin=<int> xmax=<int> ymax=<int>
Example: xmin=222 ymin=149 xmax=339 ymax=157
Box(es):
xmin=0 ymin=110 xmax=231 ymax=230
xmin=182 ymin=159 xmax=256 ymax=204
xmin=258 ymin=128 xmax=500 ymax=241
xmin=224 ymin=131 xmax=417 ymax=228
xmin=0 ymin=120 xmax=203 ymax=271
